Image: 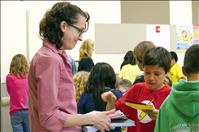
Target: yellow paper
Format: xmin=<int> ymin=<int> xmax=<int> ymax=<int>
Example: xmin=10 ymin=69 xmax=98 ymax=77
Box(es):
xmin=125 ymin=102 xmax=153 ymax=110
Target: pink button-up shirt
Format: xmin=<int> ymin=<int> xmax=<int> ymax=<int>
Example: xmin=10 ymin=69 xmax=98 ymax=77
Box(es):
xmin=28 ymin=40 xmax=81 ymax=132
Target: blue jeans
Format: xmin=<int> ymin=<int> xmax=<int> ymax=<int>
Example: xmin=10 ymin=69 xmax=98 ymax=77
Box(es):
xmin=11 ymin=110 xmax=30 ymax=132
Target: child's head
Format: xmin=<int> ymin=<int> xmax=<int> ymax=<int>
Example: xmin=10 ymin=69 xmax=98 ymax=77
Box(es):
xmin=79 ymin=39 xmax=94 ymax=59
xmin=134 ymin=41 xmax=156 ymax=71
xmin=73 ymin=71 xmax=90 ymax=103
xmin=9 ymin=54 xmax=29 ymax=78
xmin=170 ymin=51 xmax=178 ymax=66
xmin=86 ymin=62 xmax=116 ymax=110
xmin=86 ymin=62 xmax=116 ymax=93
xmin=143 ymin=47 xmax=171 ymax=90
xmin=183 ymin=44 xmax=199 ymax=77
xmin=116 ymin=79 xmax=132 ymax=93
xmin=120 ymin=50 xmax=136 ymax=69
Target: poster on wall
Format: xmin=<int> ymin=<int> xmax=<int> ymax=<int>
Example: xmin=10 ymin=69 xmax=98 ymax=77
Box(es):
xmin=176 ymin=25 xmax=193 ymax=52
xmin=193 ymin=24 xmax=199 ymax=45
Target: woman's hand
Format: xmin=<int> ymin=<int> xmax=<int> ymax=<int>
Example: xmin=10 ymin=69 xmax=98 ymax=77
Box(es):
xmin=86 ymin=109 xmax=115 ymax=132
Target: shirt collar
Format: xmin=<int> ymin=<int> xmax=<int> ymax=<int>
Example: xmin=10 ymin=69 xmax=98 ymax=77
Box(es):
xmin=43 ymin=39 xmax=66 ymax=56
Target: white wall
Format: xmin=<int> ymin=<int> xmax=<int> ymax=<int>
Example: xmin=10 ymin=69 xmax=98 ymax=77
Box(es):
xmin=1 ymin=1 xmax=193 ymax=83
xmin=170 ymin=1 xmax=192 ymax=66
xmin=27 ymin=1 xmax=122 ymax=74
xmin=1 ymin=1 xmax=27 ymax=83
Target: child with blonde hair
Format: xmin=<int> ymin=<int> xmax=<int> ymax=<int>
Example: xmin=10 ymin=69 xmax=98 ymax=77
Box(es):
xmin=78 ymin=39 xmax=95 ymax=72
xmin=73 ymin=71 xmax=90 ymax=103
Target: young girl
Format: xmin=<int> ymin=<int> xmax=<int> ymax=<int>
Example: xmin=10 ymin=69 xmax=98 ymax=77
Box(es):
xmin=119 ymin=50 xmax=142 ymax=84
xmin=78 ymin=62 xmax=122 ymax=132
xmin=78 ymin=39 xmax=95 ymax=72
xmin=6 ymin=54 xmax=30 ymax=132
xmin=73 ymin=71 xmax=90 ymax=103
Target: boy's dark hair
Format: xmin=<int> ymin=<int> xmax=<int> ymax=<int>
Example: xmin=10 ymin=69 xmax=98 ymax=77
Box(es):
xmin=170 ymin=51 xmax=178 ymax=62
xmin=39 ymin=2 xmax=90 ymax=49
xmin=183 ymin=44 xmax=199 ymax=74
xmin=143 ymin=47 xmax=171 ymax=73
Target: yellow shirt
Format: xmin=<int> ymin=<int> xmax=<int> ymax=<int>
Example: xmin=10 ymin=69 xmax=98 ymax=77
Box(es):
xmin=168 ymin=63 xmax=184 ymax=84
xmin=119 ymin=64 xmax=142 ymax=84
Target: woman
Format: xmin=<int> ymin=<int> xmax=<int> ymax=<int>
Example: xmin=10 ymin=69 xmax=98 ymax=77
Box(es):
xmin=28 ymin=2 xmax=114 ymax=132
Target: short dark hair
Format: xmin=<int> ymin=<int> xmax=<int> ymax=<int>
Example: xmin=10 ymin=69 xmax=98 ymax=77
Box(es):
xmin=170 ymin=51 xmax=178 ymax=62
xmin=183 ymin=44 xmax=199 ymax=74
xmin=143 ymin=47 xmax=171 ymax=73
xmin=39 ymin=2 xmax=90 ymax=49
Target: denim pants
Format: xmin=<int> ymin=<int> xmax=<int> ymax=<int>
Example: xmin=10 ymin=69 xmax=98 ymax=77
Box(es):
xmin=11 ymin=110 xmax=30 ymax=132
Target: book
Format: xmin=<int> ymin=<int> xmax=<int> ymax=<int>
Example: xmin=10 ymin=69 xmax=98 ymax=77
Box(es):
xmin=125 ymin=100 xmax=153 ymax=110
xmin=83 ymin=119 xmax=135 ymax=132
xmin=109 ymin=110 xmax=127 ymax=120
xmin=82 ymin=110 xmax=135 ymax=132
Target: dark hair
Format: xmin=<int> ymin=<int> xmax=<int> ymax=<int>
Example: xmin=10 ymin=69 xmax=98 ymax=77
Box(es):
xmin=86 ymin=62 xmax=116 ymax=111
xmin=170 ymin=51 xmax=178 ymax=62
xmin=120 ymin=50 xmax=136 ymax=69
xmin=183 ymin=44 xmax=199 ymax=74
xmin=39 ymin=2 xmax=90 ymax=49
xmin=143 ymin=47 xmax=171 ymax=73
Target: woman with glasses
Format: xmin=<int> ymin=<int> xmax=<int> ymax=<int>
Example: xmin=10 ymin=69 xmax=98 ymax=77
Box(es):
xmin=28 ymin=2 xmax=114 ymax=132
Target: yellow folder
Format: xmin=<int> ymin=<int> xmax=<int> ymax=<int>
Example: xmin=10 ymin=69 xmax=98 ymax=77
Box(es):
xmin=125 ymin=102 xmax=153 ymax=110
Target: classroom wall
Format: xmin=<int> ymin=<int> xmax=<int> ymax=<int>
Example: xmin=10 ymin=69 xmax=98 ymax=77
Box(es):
xmin=27 ymin=1 xmax=122 ymax=76
xmin=1 ymin=1 xmax=27 ymax=83
xmin=0 ymin=2 xmax=195 ymax=131
xmin=1 ymin=1 xmax=195 ymax=83
xmin=192 ymin=1 xmax=199 ymax=24
xmin=121 ymin=1 xmax=170 ymax=24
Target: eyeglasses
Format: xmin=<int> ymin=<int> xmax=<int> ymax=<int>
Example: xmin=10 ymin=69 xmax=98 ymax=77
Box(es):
xmin=69 ymin=22 xmax=89 ymax=35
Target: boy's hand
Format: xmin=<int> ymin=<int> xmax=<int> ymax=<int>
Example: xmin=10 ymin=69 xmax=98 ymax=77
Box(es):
xmin=101 ymin=91 xmax=117 ymax=102
xmin=101 ymin=91 xmax=117 ymax=110
xmin=142 ymin=108 xmax=159 ymax=120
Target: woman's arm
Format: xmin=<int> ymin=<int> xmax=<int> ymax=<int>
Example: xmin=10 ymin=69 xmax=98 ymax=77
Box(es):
xmin=64 ymin=110 xmax=115 ymax=132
